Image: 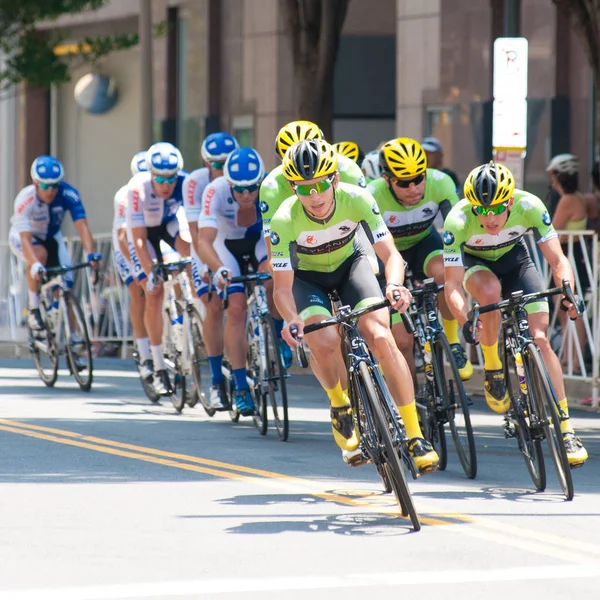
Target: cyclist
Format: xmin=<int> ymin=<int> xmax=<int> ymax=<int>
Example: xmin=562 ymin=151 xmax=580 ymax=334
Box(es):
xmin=333 ymin=141 xmax=365 ymax=166
xmin=112 ymin=151 xmax=155 ymax=379
xmin=9 ymin=155 xmax=101 ymax=331
xmin=261 ymin=121 xmax=368 ymax=367
xmin=183 ymin=132 xmax=239 ymax=410
xmin=270 ymin=139 xmax=439 ymax=473
xmin=126 ymin=142 xmax=190 ymax=395
xmin=371 ymin=138 xmax=470 ymax=380
xmin=361 ymin=150 xmax=382 ymax=184
xmin=196 ymin=147 xmax=268 ymax=417
xmin=443 ymin=161 xmax=588 ymax=466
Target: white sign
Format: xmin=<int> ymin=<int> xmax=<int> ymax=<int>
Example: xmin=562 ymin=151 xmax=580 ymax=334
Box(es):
xmin=492 ymin=98 xmax=528 ymax=148
xmin=494 ymin=148 xmax=525 ymax=189
xmin=493 ymin=37 xmax=528 ymax=99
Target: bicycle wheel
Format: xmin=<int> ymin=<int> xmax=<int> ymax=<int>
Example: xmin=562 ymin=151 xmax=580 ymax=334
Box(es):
xmin=133 ymin=349 xmax=160 ymax=403
xmin=29 ymin=307 xmax=59 ymax=387
xmin=185 ymin=306 xmax=208 ymax=411
xmin=432 ymin=335 xmax=477 ymax=479
xmin=226 ymin=366 xmax=240 ymax=422
xmin=413 ymin=338 xmax=447 ymax=469
xmin=261 ymin=315 xmax=288 ymax=441
xmin=504 ymin=343 xmax=546 ymax=491
xmin=359 ymin=361 xmax=420 ymax=531
xmin=246 ymin=319 xmax=267 ymax=435
xmin=525 ymin=343 xmax=574 ymax=500
xmin=165 ymin=305 xmax=187 ymax=413
xmin=64 ymin=294 xmax=93 ymax=391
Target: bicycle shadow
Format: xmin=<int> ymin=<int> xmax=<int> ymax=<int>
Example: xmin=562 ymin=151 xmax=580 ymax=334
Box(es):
xmin=412 ymin=486 xmax=572 ymax=504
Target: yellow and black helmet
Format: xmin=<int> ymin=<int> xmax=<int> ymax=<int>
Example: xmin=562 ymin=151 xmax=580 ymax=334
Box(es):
xmin=282 ymin=139 xmax=338 ymax=181
xmin=333 ymin=141 xmax=364 ymax=164
xmin=275 ymin=120 xmax=323 ymax=159
xmin=379 ymin=137 xmax=427 ymax=178
xmin=464 ymin=161 xmax=515 ymax=207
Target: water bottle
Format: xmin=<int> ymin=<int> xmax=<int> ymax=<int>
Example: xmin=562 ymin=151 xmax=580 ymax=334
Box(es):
xmin=515 ymin=352 xmax=527 ymax=394
xmin=423 ymin=340 xmax=434 ymax=382
xmin=172 ymin=313 xmax=184 ymax=353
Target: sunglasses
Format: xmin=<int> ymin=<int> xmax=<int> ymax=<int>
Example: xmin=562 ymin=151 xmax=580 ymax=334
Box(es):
xmin=211 ymin=161 xmax=225 ymax=170
xmin=231 ymin=183 xmax=260 ymax=194
xmin=293 ymin=175 xmax=334 ymax=196
xmin=38 ymin=182 xmax=60 ymax=190
xmin=473 ymin=202 xmax=510 ymax=216
xmin=390 ymin=173 xmax=426 ymax=188
xmin=153 ymin=174 xmax=178 ymax=184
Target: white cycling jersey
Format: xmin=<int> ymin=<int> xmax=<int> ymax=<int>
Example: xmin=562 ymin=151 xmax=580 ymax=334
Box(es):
xmin=183 ymin=167 xmax=211 ymax=224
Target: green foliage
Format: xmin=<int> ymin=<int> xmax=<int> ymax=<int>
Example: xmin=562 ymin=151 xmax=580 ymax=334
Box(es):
xmin=0 ymin=0 xmax=165 ymax=90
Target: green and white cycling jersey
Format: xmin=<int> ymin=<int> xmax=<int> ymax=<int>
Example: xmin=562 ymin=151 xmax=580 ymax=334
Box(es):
xmin=260 ymin=154 xmax=367 ymax=238
xmin=269 ymin=182 xmax=390 ymax=273
xmin=368 ymin=168 xmax=459 ymax=251
xmin=442 ymin=190 xmax=558 ymax=266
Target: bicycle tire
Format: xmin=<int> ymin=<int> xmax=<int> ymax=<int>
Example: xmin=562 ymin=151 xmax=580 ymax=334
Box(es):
xmin=226 ymin=368 xmax=240 ymax=422
xmin=29 ymin=314 xmax=59 ymax=387
xmin=64 ymin=294 xmax=93 ymax=391
xmin=165 ymin=305 xmax=187 ymax=413
xmin=525 ymin=343 xmax=574 ymax=500
xmin=246 ymin=318 xmax=267 ymax=435
xmin=504 ymin=343 xmax=546 ymax=491
xmin=432 ymin=335 xmax=477 ymax=479
xmin=185 ymin=306 xmax=207 ymax=411
xmin=133 ymin=349 xmax=160 ymax=403
xmin=261 ymin=315 xmax=289 ymax=441
xmin=359 ymin=361 xmax=420 ymax=531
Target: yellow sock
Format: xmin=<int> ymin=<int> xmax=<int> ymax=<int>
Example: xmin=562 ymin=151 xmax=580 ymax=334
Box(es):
xmin=481 ymin=342 xmax=503 ymax=371
xmin=559 ymin=398 xmax=574 ymax=433
xmin=443 ymin=318 xmax=460 ymax=345
xmin=325 ymin=381 xmax=348 ymax=408
xmin=398 ymin=401 xmax=423 ymax=439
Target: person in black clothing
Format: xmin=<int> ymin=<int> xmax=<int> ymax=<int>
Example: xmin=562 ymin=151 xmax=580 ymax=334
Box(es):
xmin=421 ymin=137 xmax=460 ymax=193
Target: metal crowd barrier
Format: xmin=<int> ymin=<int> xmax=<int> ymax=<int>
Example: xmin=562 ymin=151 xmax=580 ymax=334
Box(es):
xmin=1 ymin=231 xmax=599 ymax=407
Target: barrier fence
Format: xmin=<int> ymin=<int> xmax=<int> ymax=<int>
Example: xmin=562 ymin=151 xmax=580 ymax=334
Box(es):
xmin=1 ymin=231 xmax=599 ymax=407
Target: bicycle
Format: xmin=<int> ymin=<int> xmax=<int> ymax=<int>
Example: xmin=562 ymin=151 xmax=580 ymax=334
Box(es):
xmin=408 ymin=278 xmax=477 ymax=479
xmin=222 ymin=271 xmax=289 ymax=440
xmin=153 ymin=258 xmax=207 ymax=413
xmin=293 ymin=295 xmax=421 ymax=531
xmin=132 ymin=345 xmax=160 ymax=404
xmin=469 ymin=279 xmax=581 ymax=500
xmin=28 ymin=261 xmax=95 ymax=391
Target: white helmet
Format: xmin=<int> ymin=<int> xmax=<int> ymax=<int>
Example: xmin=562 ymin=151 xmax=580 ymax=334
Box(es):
xmin=146 ymin=142 xmax=184 ymax=176
xmin=361 ymin=150 xmax=381 ymax=180
xmin=547 ymin=153 xmax=579 ymax=175
xmin=130 ymin=151 xmax=148 ymax=176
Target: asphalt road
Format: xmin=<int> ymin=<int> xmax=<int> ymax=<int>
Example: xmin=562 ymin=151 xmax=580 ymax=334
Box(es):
xmin=0 ymin=357 xmax=599 ymax=600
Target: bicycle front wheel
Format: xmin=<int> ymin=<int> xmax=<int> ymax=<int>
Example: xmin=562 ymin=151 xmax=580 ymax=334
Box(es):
xmin=185 ymin=306 xmax=208 ymax=411
xmin=261 ymin=315 xmax=288 ymax=441
xmin=525 ymin=343 xmax=574 ymax=500
xmin=359 ymin=361 xmax=420 ymax=531
xmin=164 ymin=305 xmax=187 ymax=413
xmin=29 ymin=310 xmax=58 ymax=387
xmin=432 ymin=335 xmax=477 ymax=479
xmin=246 ymin=319 xmax=267 ymax=436
xmin=64 ymin=294 xmax=93 ymax=391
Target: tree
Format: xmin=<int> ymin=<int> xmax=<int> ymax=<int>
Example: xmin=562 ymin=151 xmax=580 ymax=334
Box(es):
xmin=0 ymin=0 xmax=139 ymax=90
xmin=281 ymin=0 xmax=350 ymax=139
xmin=552 ymin=0 xmax=600 ymax=147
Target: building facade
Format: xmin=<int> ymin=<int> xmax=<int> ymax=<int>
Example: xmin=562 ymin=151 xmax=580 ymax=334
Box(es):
xmin=0 ymin=0 xmax=593 ymax=239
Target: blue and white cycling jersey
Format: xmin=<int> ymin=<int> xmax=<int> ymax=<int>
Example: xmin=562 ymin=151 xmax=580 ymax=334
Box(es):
xmin=11 ymin=182 xmax=86 ymax=240
xmin=126 ymin=171 xmax=186 ymax=230
xmin=197 ymin=176 xmax=263 ymax=239
xmin=183 ymin=167 xmax=211 ymax=224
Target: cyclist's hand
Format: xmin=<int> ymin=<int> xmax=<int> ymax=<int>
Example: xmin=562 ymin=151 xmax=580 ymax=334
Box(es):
xmin=561 ymin=294 xmax=585 ymax=321
xmin=197 ymin=263 xmax=210 ymax=284
xmin=30 ymin=261 xmax=45 ymax=280
xmin=284 ymin=319 xmax=305 ymax=348
xmin=386 ymin=283 xmax=411 ymax=313
xmin=87 ymin=253 xmax=103 ymax=270
xmin=212 ymin=266 xmax=229 ymax=289
xmin=145 ymin=271 xmax=162 ymax=295
xmin=462 ymin=319 xmax=482 ymax=345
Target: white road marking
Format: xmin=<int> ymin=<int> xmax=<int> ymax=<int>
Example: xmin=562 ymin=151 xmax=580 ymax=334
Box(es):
xmin=2 ymin=565 xmax=599 ymax=599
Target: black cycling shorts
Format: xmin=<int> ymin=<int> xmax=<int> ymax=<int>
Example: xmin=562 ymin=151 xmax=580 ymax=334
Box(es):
xmin=400 ymin=227 xmax=443 ymax=281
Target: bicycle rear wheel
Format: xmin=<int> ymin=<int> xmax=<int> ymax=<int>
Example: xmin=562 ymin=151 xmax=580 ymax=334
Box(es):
xmin=432 ymin=335 xmax=477 ymax=479
xmin=261 ymin=315 xmax=288 ymax=441
xmin=504 ymin=343 xmax=546 ymax=491
xmin=64 ymin=294 xmax=93 ymax=391
xmin=29 ymin=308 xmax=58 ymax=387
xmin=525 ymin=343 xmax=574 ymax=500
xmin=359 ymin=361 xmax=420 ymax=531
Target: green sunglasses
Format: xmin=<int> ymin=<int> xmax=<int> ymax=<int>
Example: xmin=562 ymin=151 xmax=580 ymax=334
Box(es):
xmin=38 ymin=182 xmax=60 ymax=190
xmin=293 ymin=175 xmax=334 ymax=196
xmin=153 ymin=174 xmax=178 ymax=184
xmin=474 ymin=201 xmax=509 ymax=216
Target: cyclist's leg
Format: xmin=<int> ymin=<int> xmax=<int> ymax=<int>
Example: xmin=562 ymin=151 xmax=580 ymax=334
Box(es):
xmin=390 ymin=314 xmax=415 ymax=379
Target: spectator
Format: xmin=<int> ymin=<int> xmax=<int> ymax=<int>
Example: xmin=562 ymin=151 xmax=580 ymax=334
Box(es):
xmin=421 ymin=137 xmax=460 ymax=193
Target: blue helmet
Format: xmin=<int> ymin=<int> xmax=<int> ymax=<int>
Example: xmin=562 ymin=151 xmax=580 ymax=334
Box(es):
xmin=146 ymin=142 xmax=183 ymax=176
xmin=130 ymin=151 xmax=148 ymax=176
xmin=30 ymin=156 xmax=64 ymax=184
xmin=201 ymin=132 xmax=239 ymax=163
xmin=224 ymin=147 xmax=265 ymax=187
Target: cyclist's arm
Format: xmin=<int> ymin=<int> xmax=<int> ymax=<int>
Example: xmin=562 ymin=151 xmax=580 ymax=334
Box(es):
xmin=18 ymin=231 xmax=39 ymax=266
xmin=539 ymin=236 xmax=577 ymax=291
xmin=131 ymin=226 xmax=154 ymax=275
xmin=188 ymin=220 xmax=201 ymax=259
xmin=73 ymin=218 xmax=95 ymax=257
xmin=373 ymin=235 xmax=404 ymax=285
xmin=196 ymin=226 xmax=223 ymax=272
xmin=272 ymin=269 xmax=299 ymax=323
xmin=117 ymin=227 xmax=131 ymax=260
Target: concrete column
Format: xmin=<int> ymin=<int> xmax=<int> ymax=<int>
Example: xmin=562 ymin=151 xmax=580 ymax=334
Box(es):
xmin=0 ymin=58 xmax=17 ymax=242
xmin=140 ymin=0 xmax=154 ymax=148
